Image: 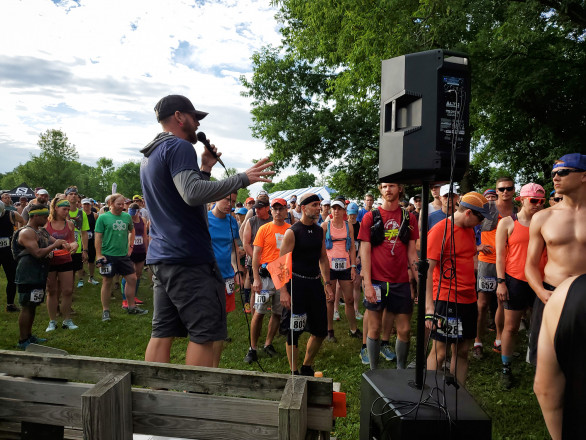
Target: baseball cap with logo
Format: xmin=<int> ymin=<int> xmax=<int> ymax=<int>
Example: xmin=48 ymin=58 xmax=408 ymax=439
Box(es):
xmin=459 ymin=192 xmax=494 ymax=220
xmin=154 ymin=95 xmax=208 ymax=122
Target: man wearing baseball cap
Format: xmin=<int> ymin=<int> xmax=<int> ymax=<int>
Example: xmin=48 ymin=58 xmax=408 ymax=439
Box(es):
xmin=428 ymin=184 xmax=460 ymax=231
xmin=244 ymin=198 xmax=291 ymax=364
xmin=22 ymin=188 xmax=50 ymax=222
xmin=526 ymin=153 xmax=586 ymax=366
xmin=426 ymin=192 xmax=495 ymax=386
xmin=141 ymin=95 xmax=274 ymax=367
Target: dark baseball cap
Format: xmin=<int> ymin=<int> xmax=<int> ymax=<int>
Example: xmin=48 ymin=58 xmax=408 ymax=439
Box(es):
xmin=254 ymin=200 xmax=270 ymax=209
xmin=154 ymin=95 xmax=208 ymax=122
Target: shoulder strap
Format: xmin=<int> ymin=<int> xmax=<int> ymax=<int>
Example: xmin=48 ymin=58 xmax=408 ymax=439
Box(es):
xmin=345 ymin=221 xmax=351 ymax=252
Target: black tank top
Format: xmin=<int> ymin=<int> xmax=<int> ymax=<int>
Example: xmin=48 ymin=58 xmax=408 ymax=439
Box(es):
xmin=249 ymin=215 xmax=272 ymax=243
xmin=290 ymin=221 xmax=323 ymax=277
xmin=87 ymin=211 xmax=96 ymax=233
xmin=0 ymin=211 xmax=15 ymax=246
xmin=554 ymin=274 xmax=586 ymax=439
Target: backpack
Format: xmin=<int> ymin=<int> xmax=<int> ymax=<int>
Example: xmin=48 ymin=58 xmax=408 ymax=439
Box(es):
xmin=370 ymin=207 xmax=411 ymax=247
xmin=325 ymin=221 xmax=351 ymax=252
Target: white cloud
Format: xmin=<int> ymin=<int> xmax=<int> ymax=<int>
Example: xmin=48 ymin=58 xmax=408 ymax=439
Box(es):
xmin=0 ymin=0 xmax=283 ymax=175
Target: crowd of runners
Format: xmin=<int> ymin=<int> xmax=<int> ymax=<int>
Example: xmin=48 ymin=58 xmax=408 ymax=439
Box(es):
xmin=1 ymin=94 xmax=584 ymax=439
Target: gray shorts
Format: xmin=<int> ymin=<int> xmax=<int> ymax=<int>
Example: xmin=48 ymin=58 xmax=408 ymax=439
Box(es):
xmin=150 ymin=263 xmax=227 ymax=344
xmin=254 ymin=276 xmax=283 ymax=315
xmin=477 ymin=261 xmax=497 ymax=294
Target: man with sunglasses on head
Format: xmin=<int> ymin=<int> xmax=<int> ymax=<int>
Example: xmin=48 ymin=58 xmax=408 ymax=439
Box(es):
xmin=473 ymin=176 xmax=517 ymax=360
xmin=495 ymin=183 xmax=546 ymax=388
xmin=526 ymin=153 xmax=586 ymax=366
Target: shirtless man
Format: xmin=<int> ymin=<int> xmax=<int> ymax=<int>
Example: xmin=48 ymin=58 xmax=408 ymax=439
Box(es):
xmin=526 ymin=153 xmax=586 ymax=366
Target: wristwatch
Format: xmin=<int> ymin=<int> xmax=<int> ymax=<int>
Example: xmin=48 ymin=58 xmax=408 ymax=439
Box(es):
xmin=497 ymin=278 xmax=506 ymax=284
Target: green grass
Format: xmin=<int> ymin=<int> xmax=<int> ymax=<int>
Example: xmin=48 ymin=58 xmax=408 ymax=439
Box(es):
xmin=0 ymin=271 xmax=548 ymax=439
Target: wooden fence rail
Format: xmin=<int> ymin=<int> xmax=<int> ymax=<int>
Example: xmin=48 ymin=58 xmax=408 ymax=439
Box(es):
xmin=0 ymin=350 xmax=333 ymax=440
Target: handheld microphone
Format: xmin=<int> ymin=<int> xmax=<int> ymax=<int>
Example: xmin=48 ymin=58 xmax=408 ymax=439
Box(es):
xmin=197 ymin=131 xmax=225 ymax=167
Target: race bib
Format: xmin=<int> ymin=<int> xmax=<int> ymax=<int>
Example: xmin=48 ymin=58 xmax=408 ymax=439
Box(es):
xmin=225 ymin=278 xmax=235 ymax=295
xmin=436 ymin=316 xmax=463 ymax=339
xmin=331 ymin=258 xmax=347 ymax=271
xmin=373 ymin=284 xmax=382 ymax=302
xmin=275 ymin=233 xmax=285 ymax=250
xmin=478 ymin=276 xmax=496 ymax=292
xmin=87 ymin=231 xmax=94 ymax=240
xmin=134 ymin=235 xmax=143 ymax=246
xmin=255 ymin=290 xmax=270 ymax=307
xmin=0 ymin=237 xmax=9 ymax=248
xmin=290 ymin=313 xmax=307 ymax=331
xmin=99 ymin=263 xmax=112 ymax=275
xmin=30 ymin=289 xmax=45 ymax=303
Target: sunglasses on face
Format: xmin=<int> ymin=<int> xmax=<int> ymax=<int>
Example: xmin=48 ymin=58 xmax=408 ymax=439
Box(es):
xmin=471 ymin=211 xmax=484 ymax=221
xmin=527 ymin=198 xmax=545 ymax=205
xmin=497 ymin=186 xmax=515 ymax=192
xmin=551 ymin=168 xmax=583 ymax=179
xmin=552 ymin=197 xmax=563 ymax=202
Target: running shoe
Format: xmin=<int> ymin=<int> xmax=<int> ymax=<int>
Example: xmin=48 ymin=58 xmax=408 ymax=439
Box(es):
xmin=493 ymin=342 xmax=502 ymax=354
xmin=88 ymin=277 xmax=99 ymax=285
xmin=17 ymin=338 xmax=32 ymax=350
xmin=29 ymin=335 xmax=47 ymax=344
xmin=333 ymin=310 xmax=341 ymax=321
xmin=46 ymin=320 xmax=57 ymax=332
xmin=360 ymin=347 xmax=369 ymax=365
xmin=244 ymin=302 xmax=251 ymax=314
xmin=127 ymin=306 xmax=148 ymax=315
xmin=62 ymin=319 xmax=79 ymax=330
xmin=6 ymin=304 xmax=20 ymax=312
xmin=380 ymin=345 xmax=397 ymax=361
xmin=300 ymin=365 xmax=315 ymax=377
xmin=501 ymin=365 xmax=514 ymax=389
xmin=264 ymin=344 xmax=278 ymax=357
xmin=134 ymin=298 xmax=145 ymax=305
xmin=122 ymin=300 xmax=128 ymax=309
xmin=473 ymin=345 xmax=484 ymax=360
xmin=326 ymin=334 xmax=338 ymax=343
xmin=355 ymin=310 xmax=363 ymax=320
xmin=244 ymin=348 xmax=258 ymax=364
xmin=349 ymin=328 xmax=363 ymax=338
xmin=102 ymin=310 xmax=111 ymax=322
xmin=76 ymin=280 xmax=84 ymax=288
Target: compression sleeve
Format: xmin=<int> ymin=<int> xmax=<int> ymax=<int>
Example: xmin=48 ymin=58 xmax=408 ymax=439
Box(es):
xmin=172 ymin=169 xmax=250 ymax=207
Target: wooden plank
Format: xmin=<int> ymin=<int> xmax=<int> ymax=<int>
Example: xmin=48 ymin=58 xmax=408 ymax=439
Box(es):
xmin=0 ymin=376 xmax=90 ymax=406
xmin=0 ymin=398 xmax=81 ymax=426
xmin=132 ymin=412 xmax=278 ymax=440
xmin=279 ymin=377 xmax=308 ymax=440
xmin=81 ymin=372 xmax=132 ymax=440
xmin=0 ymin=350 xmax=330 ymax=402
xmin=306 ymin=406 xmax=332 ymax=432
xmin=26 ymin=344 xmax=68 ymax=356
xmin=21 ymin=421 xmax=64 ymax=440
xmin=132 ymin=388 xmax=279 ymax=426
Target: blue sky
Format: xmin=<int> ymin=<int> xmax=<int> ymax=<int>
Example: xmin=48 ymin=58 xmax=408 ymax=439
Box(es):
xmin=0 ymin=0 xmax=283 ymax=186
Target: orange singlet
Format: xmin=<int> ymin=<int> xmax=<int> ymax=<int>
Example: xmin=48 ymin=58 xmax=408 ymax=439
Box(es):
xmin=505 ymin=220 xmax=546 ymax=281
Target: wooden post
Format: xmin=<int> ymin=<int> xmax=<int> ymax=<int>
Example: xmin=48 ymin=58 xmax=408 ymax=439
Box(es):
xmin=279 ymin=377 xmax=308 ymax=440
xmin=81 ymin=372 xmax=132 ymax=440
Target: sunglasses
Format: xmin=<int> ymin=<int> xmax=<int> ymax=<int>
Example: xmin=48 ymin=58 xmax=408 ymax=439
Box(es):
xmin=497 ymin=186 xmax=515 ymax=192
xmin=471 ymin=211 xmax=484 ymax=221
xmin=551 ymin=168 xmax=583 ymax=179
xmin=527 ymin=198 xmax=545 ymax=205
xmin=552 ymin=197 xmax=563 ymax=202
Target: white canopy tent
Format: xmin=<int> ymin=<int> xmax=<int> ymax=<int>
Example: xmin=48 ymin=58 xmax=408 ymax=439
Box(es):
xmin=265 ymin=186 xmax=336 ymax=202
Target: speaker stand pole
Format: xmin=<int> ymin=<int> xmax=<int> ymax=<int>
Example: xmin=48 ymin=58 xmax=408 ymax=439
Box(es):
xmin=413 ymin=181 xmax=430 ymax=389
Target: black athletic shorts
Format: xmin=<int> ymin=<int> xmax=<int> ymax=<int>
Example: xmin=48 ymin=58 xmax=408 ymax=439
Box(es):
xmin=280 ymin=275 xmax=327 ymax=339
xmin=99 ymin=255 xmax=135 ymax=278
xmin=49 ymin=261 xmax=74 ymax=273
xmin=430 ymin=301 xmax=478 ymax=342
xmin=87 ymin=239 xmax=96 ymax=263
xmin=503 ymin=273 xmax=536 ymax=311
xmin=72 ymin=253 xmax=83 ymax=272
xmin=130 ymin=252 xmax=147 ymax=263
xmin=330 ymin=268 xmax=351 ymax=281
xmin=18 ymin=284 xmax=46 ymax=307
xmin=363 ymin=280 xmax=413 ymax=315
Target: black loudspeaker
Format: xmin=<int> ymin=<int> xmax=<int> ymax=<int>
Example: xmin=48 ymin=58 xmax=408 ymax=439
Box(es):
xmin=379 ymin=49 xmax=471 ymax=184
xmin=360 ymin=369 xmax=491 ymax=440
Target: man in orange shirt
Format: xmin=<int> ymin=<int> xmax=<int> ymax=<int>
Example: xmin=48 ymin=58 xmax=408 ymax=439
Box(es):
xmin=474 ymin=176 xmax=517 ymax=359
xmin=244 ymin=198 xmax=291 ymax=364
xmin=426 ymin=192 xmax=494 ymax=386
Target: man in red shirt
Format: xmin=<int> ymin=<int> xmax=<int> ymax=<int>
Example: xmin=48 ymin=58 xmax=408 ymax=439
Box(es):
xmin=358 ymin=182 xmax=419 ymax=370
xmin=426 ymin=191 xmax=493 ymax=386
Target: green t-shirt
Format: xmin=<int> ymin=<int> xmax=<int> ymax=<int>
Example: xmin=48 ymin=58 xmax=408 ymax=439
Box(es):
xmin=68 ymin=208 xmax=90 ymax=254
xmin=95 ymin=211 xmax=134 ymax=257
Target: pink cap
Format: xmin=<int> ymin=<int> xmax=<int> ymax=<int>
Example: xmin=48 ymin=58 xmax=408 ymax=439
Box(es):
xmin=515 ymin=183 xmax=545 ymax=201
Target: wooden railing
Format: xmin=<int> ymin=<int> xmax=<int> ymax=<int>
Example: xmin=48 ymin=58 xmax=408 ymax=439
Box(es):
xmin=0 ymin=350 xmax=333 ymax=440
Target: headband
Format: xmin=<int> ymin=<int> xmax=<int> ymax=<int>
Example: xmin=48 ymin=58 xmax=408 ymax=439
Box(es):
xmin=65 ymin=187 xmax=77 ymax=195
xmin=56 ymin=200 xmax=70 ymax=207
xmin=29 ymin=208 xmax=49 ymax=217
xmin=300 ymin=194 xmax=320 ymax=206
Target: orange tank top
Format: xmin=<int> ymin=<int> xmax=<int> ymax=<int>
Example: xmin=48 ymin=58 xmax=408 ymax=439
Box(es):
xmin=505 ymin=220 xmax=530 ymax=281
xmin=326 ymin=221 xmax=350 ymax=269
xmin=478 ymin=215 xmax=501 ymax=264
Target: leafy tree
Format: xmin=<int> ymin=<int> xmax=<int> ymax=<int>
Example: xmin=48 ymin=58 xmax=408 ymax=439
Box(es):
xmin=111 ymin=161 xmax=142 ymax=200
xmin=264 ymin=170 xmax=317 ymax=193
xmin=242 ymin=0 xmax=585 ymax=191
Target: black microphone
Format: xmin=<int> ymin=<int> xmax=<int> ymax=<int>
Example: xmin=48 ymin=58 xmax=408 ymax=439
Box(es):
xmin=196 ymin=131 xmax=225 ymax=167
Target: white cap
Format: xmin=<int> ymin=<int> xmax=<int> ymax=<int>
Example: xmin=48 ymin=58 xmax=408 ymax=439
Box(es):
xmin=440 ymin=184 xmax=460 ymax=197
xmin=409 ymin=197 xmax=415 ymax=205
xmin=36 ymin=188 xmax=49 ymax=195
xmin=105 ymin=195 xmax=112 ymax=204
xmin=321 ymin=199 xmax=331 ymax=206
xmin=331 ymin=200 xmax=345 ymax=209
xmin=81 ymin=198 xmax=91 ymax=204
